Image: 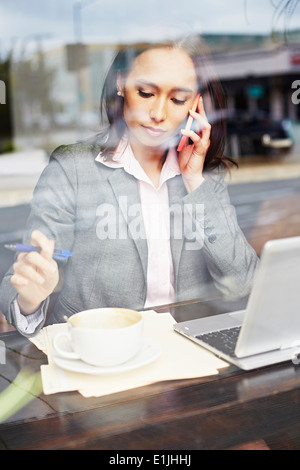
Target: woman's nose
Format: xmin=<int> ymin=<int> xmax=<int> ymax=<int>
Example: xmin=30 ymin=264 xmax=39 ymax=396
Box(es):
xmin=149 ymin=98 xmax=167 ymax=123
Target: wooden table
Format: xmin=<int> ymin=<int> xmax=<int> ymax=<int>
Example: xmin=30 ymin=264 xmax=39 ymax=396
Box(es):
xmin=1 ymin=297 xmax=300 ymax=451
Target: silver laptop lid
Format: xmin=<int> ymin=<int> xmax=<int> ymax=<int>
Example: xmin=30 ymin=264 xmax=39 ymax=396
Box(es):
xmin=235 ymin=236 xmax=300 ymax=358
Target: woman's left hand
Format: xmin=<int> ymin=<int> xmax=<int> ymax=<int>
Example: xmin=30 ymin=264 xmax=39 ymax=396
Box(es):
xmin=178 ymin=96 xmax=211 ymax=193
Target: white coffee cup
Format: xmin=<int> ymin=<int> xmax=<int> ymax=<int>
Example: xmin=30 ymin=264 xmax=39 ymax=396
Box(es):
xmin=52 ymin=308 xmax=144 ymax=367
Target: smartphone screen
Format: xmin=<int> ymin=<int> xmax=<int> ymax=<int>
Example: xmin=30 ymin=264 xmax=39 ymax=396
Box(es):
xmin=177 ymin=93 xmax=201 ymax=152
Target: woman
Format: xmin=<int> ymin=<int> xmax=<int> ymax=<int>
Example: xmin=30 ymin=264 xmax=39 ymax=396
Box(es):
xmin=0 ymin=35 xmax=258 ymax=337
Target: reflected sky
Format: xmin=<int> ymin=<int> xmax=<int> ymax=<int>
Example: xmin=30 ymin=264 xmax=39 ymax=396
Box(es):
xmin=0 ymin=0 xmax=300 ymax=58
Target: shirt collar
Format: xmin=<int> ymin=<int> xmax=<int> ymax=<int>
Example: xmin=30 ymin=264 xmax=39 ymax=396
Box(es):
xmin=95 ymin=136 xmax=181 ymax=189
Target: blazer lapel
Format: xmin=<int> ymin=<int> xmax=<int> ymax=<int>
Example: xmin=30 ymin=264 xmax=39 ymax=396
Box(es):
xmin=108 ymin=168 xmax=148 ymax=283
xmin=107 ymin=169 xmax=187 ymax=290
xmin=167 ymin=175 xmax=187 ymax=286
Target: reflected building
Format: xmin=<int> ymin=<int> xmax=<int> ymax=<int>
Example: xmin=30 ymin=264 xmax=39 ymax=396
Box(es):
xmin=8 ymin=31 xmax=300 ymax=151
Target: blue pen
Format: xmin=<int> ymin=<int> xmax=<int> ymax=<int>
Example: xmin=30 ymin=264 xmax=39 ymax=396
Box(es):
xmin=4 ymin=243 xmax=73 ymax=261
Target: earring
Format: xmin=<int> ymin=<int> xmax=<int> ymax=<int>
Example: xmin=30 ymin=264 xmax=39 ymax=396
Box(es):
xmin=117 ymin=91 xmax=122 ymax=96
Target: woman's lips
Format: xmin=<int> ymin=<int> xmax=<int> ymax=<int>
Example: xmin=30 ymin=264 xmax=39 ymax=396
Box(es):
xmin=142 ymin=126 xmax=167 ymax=137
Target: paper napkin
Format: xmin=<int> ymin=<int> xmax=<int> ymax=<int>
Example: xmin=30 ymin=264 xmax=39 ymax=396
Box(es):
xmin=30 ymin=310 xmax=228 ymax=397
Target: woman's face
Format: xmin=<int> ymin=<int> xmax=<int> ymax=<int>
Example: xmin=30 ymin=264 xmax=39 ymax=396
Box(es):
xmin=119 ymin=47 xmax=198 ymax=151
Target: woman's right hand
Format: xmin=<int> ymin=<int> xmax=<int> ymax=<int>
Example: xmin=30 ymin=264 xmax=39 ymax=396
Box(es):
xmin=10 ymin=230 xmax=59 ymax=315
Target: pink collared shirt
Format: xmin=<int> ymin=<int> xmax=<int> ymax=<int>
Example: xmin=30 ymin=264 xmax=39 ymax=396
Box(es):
xmin=96 ymin=138 xmax=181 ymax=308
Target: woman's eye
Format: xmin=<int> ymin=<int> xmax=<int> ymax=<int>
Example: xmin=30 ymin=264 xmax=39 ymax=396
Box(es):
xmin=138 ymin=90 xmax=153 ymax=98
xmin=172 ymin=98 xmax=186 ymax=106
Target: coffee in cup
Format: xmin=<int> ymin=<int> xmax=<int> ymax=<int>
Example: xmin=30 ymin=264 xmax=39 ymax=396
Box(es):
xmin=53 ymin=308 xmax=143 ymax=367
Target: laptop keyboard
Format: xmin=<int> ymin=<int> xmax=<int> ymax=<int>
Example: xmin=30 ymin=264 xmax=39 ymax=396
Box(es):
xmin=196 ymin=326 xmax=242 ymax=357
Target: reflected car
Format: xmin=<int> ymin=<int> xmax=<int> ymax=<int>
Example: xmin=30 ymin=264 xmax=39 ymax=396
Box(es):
xmin=225 ymin=110 xmax=293 ymax=157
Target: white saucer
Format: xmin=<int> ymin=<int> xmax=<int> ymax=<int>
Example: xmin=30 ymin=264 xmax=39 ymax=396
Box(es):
xmin=52 ymin=337 xmax=162 ymax=375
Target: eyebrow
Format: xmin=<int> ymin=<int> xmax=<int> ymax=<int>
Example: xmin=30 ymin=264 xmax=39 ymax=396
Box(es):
xmin=136 ymin=80 xmax=194 ymax=94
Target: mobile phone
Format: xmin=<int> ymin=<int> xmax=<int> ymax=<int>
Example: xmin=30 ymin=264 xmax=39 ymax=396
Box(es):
xmin=177 ymin=93 xmax=201 ymax=152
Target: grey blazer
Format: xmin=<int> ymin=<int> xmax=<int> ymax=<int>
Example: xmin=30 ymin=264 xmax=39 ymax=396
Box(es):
xmin=0 ymin=135 xmax=258 ymax=335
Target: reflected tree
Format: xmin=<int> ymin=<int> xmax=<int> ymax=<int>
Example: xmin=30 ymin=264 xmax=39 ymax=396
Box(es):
xmin=11 ymin=50 xmax=57 ymax=134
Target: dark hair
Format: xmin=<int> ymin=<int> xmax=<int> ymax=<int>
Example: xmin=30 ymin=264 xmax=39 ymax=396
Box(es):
xmin=99 ymin=35 xmax=237 ymax=172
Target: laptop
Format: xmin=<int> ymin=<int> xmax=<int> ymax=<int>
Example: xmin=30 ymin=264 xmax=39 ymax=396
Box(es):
xmin=174 ymin=236 xmax=300 ymax=370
